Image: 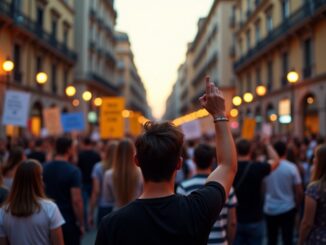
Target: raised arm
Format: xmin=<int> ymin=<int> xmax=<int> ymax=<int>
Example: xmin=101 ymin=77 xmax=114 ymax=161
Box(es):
xmin=199 ymin=76 xmax=237 ymax=195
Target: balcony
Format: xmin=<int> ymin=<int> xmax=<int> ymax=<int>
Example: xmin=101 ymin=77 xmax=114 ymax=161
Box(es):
xmin=234 ymin=0 xmax=326 ymax=71
xmin=89 ymin=72 xmax=119 ymax=94
xmin=0 ymin=2 xmax=77 ymax=62
xmin=192 ymin=51 xmax=218 ymax=86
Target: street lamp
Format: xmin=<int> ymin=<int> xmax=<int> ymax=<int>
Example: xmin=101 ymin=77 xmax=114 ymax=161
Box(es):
xmin=243 ymin=92 xmax=253 ymax=103
xmin=36 ymin=72 xmax=48 ymax=85
xmin=232 ymin=96 xmax=242 ymax=106
xmin=82 ymin=91 xmax=92 ymax=101
xmin=94 ymin=97 xmax=103 ymax=107
xmin=2 ymin=59 xmax=14 ymax=73
xmin=72 ymin=99 xmax=80 ymax=107
xmin=65 ymin=85 xmax=76 ymax=97
xmin=122 ymin=110 xmax=130 ymax=118
xmin=230 ymin=108 xmax=239 ymax=118
xmin=287 ymin=70 xmax=299 ymax=131
xmin=256 ymin=85 xmax=267 ymax=97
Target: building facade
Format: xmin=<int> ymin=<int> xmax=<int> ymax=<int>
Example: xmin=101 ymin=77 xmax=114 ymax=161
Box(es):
xmin=74 ymin=0 xmax=118 ymax=125
xmin=165 ymin=0 xmax=236 ymax=120
xmin=0 ymin=0 xmax=77 ymax=136
xmin=233 ymin=0 xmax=326 ymax=136
xmin=115 ymin=31 xmax=150 ymax=118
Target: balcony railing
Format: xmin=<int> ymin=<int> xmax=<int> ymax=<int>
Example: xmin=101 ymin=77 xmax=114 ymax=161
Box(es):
xmin=234 ymin=0 xmax=326 ymax=71
xmin=0 ymin=1 xmax=77 ymax=62
xmin=89 ymin=72 xmax=119 ymax=93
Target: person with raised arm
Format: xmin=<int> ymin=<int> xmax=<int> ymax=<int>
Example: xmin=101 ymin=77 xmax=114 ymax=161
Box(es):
xmin=95 ymin=76 xmax=237 ymax=245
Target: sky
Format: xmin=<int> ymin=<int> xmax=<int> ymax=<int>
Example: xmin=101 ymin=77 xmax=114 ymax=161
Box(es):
xmin=115 ymin=0 xmax=214 ymax=119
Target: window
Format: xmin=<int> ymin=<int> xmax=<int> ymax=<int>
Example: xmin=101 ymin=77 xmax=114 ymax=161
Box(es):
xmin=238 ymin=38 xmax=243 ymax=56
xmin=13 ymin=44 xmax=22 ymax=83
xmin=267 ymin=60 xmax=273 ymax=91
xmin=36 ymin=56 xmax=42 ymax=73
xmin=63 ymin=27 xmax=69 ymax=47
xmin=246 ymin=0 xmax=251 ymax=17
xmin=51 ymin=17 xmax=58 ymax=41
xmin=36 ymin=7 xmax=44 ymax=33
xmin=282 ymin=52 xmax=288 ymax=85
xmin=255 ymin=20 xmax=261 ymax=44
xmin=63 ymin=69 xmax=68 ymax=93
xmin=281 ymin=0 xmax=290 ymax=20
xmin=51 ymin=63 xmax=57 ymax=93
xmin=266 ymin=10 xmax=273 ymax=33
xmin=255 ymin=66 xmax=261 ymax=85
xmin=246 ymin=73 xmax=252 ymax=92
xmin=246 ymin=30 xmax=251 ymax=51
xmin=303 ymin=38 xmax=313 ymax=78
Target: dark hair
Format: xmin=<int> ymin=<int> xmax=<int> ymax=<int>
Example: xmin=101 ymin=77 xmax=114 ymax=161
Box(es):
xmin=274 ymin=141 xmax=287 ymax=157
xmin=2 ymin=147 xmax=24 ymax=176
xmin=55 ymin=137 xmax=73 ymax=155
xmin=236 ymin=139 xmax=251 ymax=156
xmin=5 ymin=160 xmax=46 ymax=217
xmin=83 ymin=137 xmax=92 ymax=146
xmin=194 ymin=144 xmax=214 ymax=169
xmin=312 ymin=144 xmax=326 ymax=184
xmin=35 ymin=138 xmax=43 ymax=148
xmin=135 ymin=121 xmax=184 ymax=182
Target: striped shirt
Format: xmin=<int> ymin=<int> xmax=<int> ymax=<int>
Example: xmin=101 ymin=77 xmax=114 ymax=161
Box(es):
xmin=176 ymin=174 xmax=237 ymax=245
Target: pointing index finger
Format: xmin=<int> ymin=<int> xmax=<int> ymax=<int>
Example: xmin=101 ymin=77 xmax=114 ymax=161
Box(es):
xmin=205 ymin=76 xmax=211 ymax=95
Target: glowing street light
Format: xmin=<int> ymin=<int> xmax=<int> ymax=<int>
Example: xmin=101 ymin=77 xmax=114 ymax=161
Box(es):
xmin=287 ymin=71 xmax=299 ymax=84
xmin=94 ymin=97 xmax=103 ymax=107
xmin=2 ymin=59 xmax=14 ymax=72
xmin=72 ymin=99 xmax=80 ymax=107
xmin=256 ymin=85 xmax=267 ymax=96
xmin=65 ymin=85 xmax=76 ymax=97
xmin=82 ymin=91 xmax=92 ymax=101
xmin=230 ymin=108 xmax=239 ymax=118
xmin=232 ymin=96 xmax=242 ymax=106
xmin=243 ymin=92 xmax=253 ymax=103
xmin=122 ymin=110 xmax=130 ymax=118
xmin=269 ymin=113 xmax=278 ymax=122
xmin=36 ymin=72 xmax=48 ymax=85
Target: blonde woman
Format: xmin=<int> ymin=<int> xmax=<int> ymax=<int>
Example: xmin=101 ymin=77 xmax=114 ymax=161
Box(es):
xmin=88 ymin=141 xmax=118 ymax=226
xmin=0 ymin=160 xmax=65 ymax=245
xmin=102 ymin=139 xmax=143 ymax=210
xmin=299 ymin=144 xmax=326 ymax=245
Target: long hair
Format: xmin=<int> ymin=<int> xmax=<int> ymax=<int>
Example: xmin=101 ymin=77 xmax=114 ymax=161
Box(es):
xmin=102 ymin=141 xmax=118 ymax=171
xmin=112 ymin=139 xmax=140 ymax=207
xmin=5 ymin=159 xmax=46 ymax=217
xmin=312 ymin=144 xmax=326 ymax=187
xmin=2 ymin=147 xmax=24 ymax=176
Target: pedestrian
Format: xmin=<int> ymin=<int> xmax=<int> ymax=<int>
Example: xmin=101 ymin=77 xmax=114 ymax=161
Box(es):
xmin=102 ymin=139 xmax=142 ymax=210
xmin=233 ymin=137 xmax=280 ymax=245
xmin=298 ymin=144 xmax=326 ymax=245
xmin=77 ymin=137 xmax=101 ymax=228
xmin=27 ymin=138 xmax=46 ymax=164
xmin=177 ymin=143 xmax=237 ymax=245
xmin=2 ymin=147 xmax=25 ymax=190
xmin=264 ymin=141 xmax=303 ymax=245
xmin=43 ymin=137 xmax=84 ymax=245
xmin=0 ymin=159 xmax=65 ymax=245
xmin=88 ymin=140 xmax=118 ymax=226
xmin=95 ymin=77 xmax=237 ymax=244
xmin=0 ymin=168 xmax=8 ymax=205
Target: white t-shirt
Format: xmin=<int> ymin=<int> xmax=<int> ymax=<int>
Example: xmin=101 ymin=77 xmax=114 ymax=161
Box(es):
xmin=0 ymin=199 xmax=65 ymax=245
xmin=264 ymin=159 xmax=302 ymax=215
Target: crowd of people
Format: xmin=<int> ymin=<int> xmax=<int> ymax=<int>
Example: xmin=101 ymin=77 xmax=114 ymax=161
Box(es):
xmin=0 ymin=78 xmax=324 ymax=244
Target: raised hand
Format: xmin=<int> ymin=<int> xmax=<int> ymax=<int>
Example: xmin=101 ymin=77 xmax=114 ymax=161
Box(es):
xmin=199 ymin=76 xmax=226 ymax=117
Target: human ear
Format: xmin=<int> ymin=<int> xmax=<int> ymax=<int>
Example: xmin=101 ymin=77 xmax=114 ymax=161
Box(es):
xmin=176 ymin=157 xmax=183 ymax=170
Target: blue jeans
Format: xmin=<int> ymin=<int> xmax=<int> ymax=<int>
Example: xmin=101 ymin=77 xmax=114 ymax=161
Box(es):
xmin=234 ymin=221 xmax=264 ymax=245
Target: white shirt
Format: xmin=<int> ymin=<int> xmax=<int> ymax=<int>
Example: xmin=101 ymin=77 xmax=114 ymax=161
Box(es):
xmin=264 ymin=159 xmax=302 ymax=215
xmin=0 ymin=199 xmax=65 ymax=245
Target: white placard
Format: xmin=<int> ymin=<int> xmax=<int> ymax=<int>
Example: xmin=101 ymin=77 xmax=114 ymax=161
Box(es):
xmin=2 ymin=90 xmax=31 ymax=127
xmin=181 ymin=120 xmax=202 ymax=141
xmin=262 ymin=123 xmax=273 ymax=137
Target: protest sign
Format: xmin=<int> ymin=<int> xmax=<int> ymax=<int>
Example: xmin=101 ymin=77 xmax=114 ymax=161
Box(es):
xmin=2 ymin=90 xmax=31 ymax=127
xmin=61 ymin=112 xmax=85 ymax=133
xmin=43 ymin=107 xmax=63 ymax=136
xmin=181 ymin=120 xmax=201 ymax=140
xmin=241 ymin=118 xmax=256 ymax=140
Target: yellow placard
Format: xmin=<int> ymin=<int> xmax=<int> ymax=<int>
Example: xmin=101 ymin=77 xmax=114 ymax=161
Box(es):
xmin=241 ymin=118 xmax=256 ymax=140
xmin=31 ymin=116 xmax=41 ymax=136
xmin=100 ymin=97 xmax=125 ymax=139
xmin=130 ymin=112 xmax=142 ymax=137
xmin=43 ymin=107 xmax=63 ymax=136
xmin=6 ymin=125 xmax=19 ymax=137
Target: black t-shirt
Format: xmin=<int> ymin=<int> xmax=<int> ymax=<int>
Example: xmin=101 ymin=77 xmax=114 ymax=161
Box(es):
xmin=43 ymin=160 xmax=82 ymax=223
xmin=0 ymin=187 xmax=8 ymax=205
xmin=78 ymin=150 xmax=101 ymax=185
xmin=233 ymin=161 xmax=271 ymax=223
xmin=28 ymin=151 xmax=46 ymax=164
xmin=95 ymin=182 xmax=226 ymax=245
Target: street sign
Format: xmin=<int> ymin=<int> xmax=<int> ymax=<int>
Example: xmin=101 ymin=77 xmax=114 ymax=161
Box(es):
xmin=100 ymin=97 xmax=125 ymax=139
xmin=2 ymin=90 xmax=31 ymax=127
